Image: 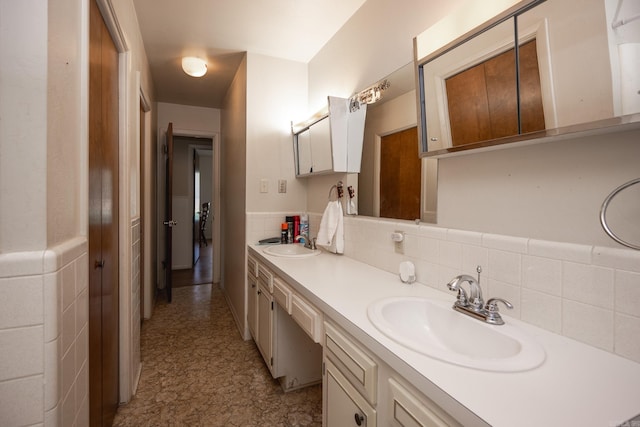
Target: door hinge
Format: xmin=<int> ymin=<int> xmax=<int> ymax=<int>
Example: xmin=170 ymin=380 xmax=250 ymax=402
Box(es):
xmin=322 ymin=361 xmax=326 ymax=376
xmin=270 ymin=357 xmax=273 ymax=366
xmin=271 ymin=301 xmax=274 ymax=310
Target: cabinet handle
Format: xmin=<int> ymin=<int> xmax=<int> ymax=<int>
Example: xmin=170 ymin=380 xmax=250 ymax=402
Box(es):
xmin=354 ymin=412 xmax=365 ymax=426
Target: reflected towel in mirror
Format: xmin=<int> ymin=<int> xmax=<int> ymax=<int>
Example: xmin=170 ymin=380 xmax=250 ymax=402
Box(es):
xmin=317 ymin=200 xmax=344 ymax=254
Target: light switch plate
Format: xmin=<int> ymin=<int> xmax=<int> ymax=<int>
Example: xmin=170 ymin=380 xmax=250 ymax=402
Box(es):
xmin=278 ymin=179 xmax=287 ymax=193
xmin=260 ymin=179 xmax=268 ymax=193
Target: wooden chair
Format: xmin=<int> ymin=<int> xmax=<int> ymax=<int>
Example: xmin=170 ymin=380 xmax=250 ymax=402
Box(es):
xmin=199 ymin=202 xmax=211 ymax=246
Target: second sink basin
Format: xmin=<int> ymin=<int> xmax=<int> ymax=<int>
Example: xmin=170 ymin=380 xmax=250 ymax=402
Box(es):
xmin=263 ymin=244 xmax=320 ymax=258
xmin=367 ymin=296 xmax=545 ymax=372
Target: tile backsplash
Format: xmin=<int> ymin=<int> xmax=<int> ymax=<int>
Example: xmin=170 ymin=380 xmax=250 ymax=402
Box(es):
xmin=247 ymin=212 xmax=640 ymax=364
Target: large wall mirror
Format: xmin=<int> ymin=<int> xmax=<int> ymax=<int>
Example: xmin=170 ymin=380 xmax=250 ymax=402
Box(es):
xmin=417 ymin=0 xmax=640 ymax=157
xmin=358 ymin=63 xmax=438 ymax=222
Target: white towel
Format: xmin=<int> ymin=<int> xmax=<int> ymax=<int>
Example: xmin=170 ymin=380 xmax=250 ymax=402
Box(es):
xmin=316 ymin=200 xmax=344 ymax=254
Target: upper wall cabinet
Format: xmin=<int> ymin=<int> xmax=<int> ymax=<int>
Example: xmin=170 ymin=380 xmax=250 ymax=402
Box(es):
xmin=415 ymin=0 xmax=640 ymax=157
xmin=293 ymin=96 xmax=367 ymax=177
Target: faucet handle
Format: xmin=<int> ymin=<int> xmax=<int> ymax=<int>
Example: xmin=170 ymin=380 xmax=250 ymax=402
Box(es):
xmin=455 ymin=289 xmax=468 ymax=306
xmin=485 ymin=298 xmax=513 ymax=325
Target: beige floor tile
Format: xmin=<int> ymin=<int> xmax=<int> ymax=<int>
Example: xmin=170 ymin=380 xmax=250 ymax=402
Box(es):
xmin=113 ymin=284 xmax=322 ymax=426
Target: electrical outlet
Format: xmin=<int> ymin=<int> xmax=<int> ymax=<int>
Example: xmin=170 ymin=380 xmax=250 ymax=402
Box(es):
xmin=278 ymin=179 xmax=287 ymax=193
xmin=260 ymin=179 xmax=268 ymax=193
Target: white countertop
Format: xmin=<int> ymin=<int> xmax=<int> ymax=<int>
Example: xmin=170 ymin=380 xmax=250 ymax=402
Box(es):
xmin=249 ymin=244 xmax=640 ymax=427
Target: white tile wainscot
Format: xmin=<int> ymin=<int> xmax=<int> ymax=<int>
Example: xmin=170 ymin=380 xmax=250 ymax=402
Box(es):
xmin=246 ymin=213 xmax=640 ymax=364
xmin=0 ymin=237 xmax=89 ymax=426
xmin=249 ymin=243 xmax=640 ymax=426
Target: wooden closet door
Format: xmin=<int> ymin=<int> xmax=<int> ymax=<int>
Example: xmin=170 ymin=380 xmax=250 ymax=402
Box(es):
xmin=89 ymin=1 xmax=120 ymax=425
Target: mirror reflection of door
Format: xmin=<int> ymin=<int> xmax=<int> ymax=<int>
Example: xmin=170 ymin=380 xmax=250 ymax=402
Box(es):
xmin=380 ymin=127 xmax=421 ymax=220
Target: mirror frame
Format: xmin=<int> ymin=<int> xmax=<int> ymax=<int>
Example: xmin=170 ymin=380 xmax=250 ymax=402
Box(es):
xmin=416 ymin=0 xmax=545 ymax=157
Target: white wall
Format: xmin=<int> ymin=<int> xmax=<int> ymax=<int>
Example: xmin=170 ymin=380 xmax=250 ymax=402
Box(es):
xmin=221 ymin=55 xmax=248 ymax=337
xmin=308 ymin=0 xmax=464 ymax=112
xmin=438 ymin=131 xmax=640 ymax=247
xmin=246 ymin=54 xmax=308 ymax=215
xmin=0 ymin=0 xmax=48 ymax=253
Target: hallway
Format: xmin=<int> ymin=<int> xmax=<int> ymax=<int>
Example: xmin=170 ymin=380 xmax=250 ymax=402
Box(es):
xmin=113 ymin=283 xmax=322 ymax=426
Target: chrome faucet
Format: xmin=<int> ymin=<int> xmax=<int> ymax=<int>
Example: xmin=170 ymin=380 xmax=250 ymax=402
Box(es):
xmin=294 ymin=234 xmax=316 ymax=250
xmin=446 ymin=266 xmax=513 ymax=325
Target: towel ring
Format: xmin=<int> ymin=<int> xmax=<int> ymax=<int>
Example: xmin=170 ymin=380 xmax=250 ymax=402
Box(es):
xmin=599 ymin=177 xmax=640 ymax=250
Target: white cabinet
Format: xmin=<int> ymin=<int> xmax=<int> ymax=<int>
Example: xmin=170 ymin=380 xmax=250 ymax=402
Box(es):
xmin=323 ymin=321 xmax=464 ymax=427
xmin=247 ymin=256 xmax=258 ymax=339
xmin=325 ymin=358 xmax=376 ymax=427
xmin=256 ymin=281 xmax=274 ymax=373
xmin=387 ymin=378 xmax=461 ymax=427
xmin=248 ymin=259 xmax=322 ymax=391
xmin=247 ymin=273 xmax=258 ymax=339
xmin=292 ymin=96 xmax=367 ymax=177
xmin=324 ymin=321 xmax=378 ymax=427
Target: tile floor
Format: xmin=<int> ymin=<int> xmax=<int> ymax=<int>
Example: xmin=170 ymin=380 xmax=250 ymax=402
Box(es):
xmin=113 ymin=283 xmax=322 ymax=426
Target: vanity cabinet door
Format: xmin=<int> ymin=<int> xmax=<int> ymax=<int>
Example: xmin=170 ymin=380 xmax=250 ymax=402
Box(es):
xmin=325 ymin=358 xmax=376 ymax=427
xmin=247 ymin=273 xmax=258 ymax=339
xmin=256 ymin=282 xmax=274 ymax=373
xmin=388 ymin=378 xmax=461 ymax=427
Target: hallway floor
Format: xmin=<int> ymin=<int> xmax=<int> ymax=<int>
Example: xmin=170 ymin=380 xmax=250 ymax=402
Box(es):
xmin=113 ymin=283 xmax=322 ymax=426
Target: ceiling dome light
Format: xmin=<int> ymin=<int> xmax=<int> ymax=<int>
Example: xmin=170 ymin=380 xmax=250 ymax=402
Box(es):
xmin=182 ymin=57 xmax=207 ymax=77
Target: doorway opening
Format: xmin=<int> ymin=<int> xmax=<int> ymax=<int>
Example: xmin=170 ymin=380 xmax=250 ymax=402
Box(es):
xmin=169 ymin=136 xmax=214 ymax=288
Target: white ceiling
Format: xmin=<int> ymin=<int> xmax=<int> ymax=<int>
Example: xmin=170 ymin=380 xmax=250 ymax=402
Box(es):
xmin=132 ymin=0 xmax=367 ymax=108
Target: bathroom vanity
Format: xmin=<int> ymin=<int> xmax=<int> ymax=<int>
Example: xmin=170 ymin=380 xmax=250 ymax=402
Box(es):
xmin=248 ymin=244 xmax=640 ymax=426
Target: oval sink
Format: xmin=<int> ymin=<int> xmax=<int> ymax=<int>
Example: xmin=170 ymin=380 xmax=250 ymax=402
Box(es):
xmin=367 ymin=296 xmax=545 ymax=372
xmin=263 ymin=244 xmax=320 ymax=258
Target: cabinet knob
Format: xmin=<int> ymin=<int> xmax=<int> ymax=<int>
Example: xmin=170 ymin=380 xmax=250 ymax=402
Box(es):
xmin=354 ymin=412 xmax=365 ymax=426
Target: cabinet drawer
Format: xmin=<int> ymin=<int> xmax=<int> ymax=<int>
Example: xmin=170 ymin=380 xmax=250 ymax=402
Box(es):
xmin=272 ymin=277 xmax=292 ymax=313
xmin=389 ymin=378 xmax=461 ymax=427
xmin=257 ymin=264 xmax=273 ymax=292
xmin=291 ymin=294 xmax=323 ymax=343
xmin=324 ymin=322 xmax=377 ymax=405
xmin=325 ymin=358 xmax=376 ymax=427
xmin=247 ymin=255 xmax=258 ymax=279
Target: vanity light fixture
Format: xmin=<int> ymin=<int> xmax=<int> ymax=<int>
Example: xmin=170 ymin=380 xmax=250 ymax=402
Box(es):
xmin=349 ymin=79 xmax=391 ymax=112
xmin=181 ymin=56 xmax=207 ymax=77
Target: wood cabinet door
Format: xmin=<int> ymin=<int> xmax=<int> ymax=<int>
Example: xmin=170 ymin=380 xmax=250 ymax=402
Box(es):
xmin=446 ymin=39 xmax=544 ymax=146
